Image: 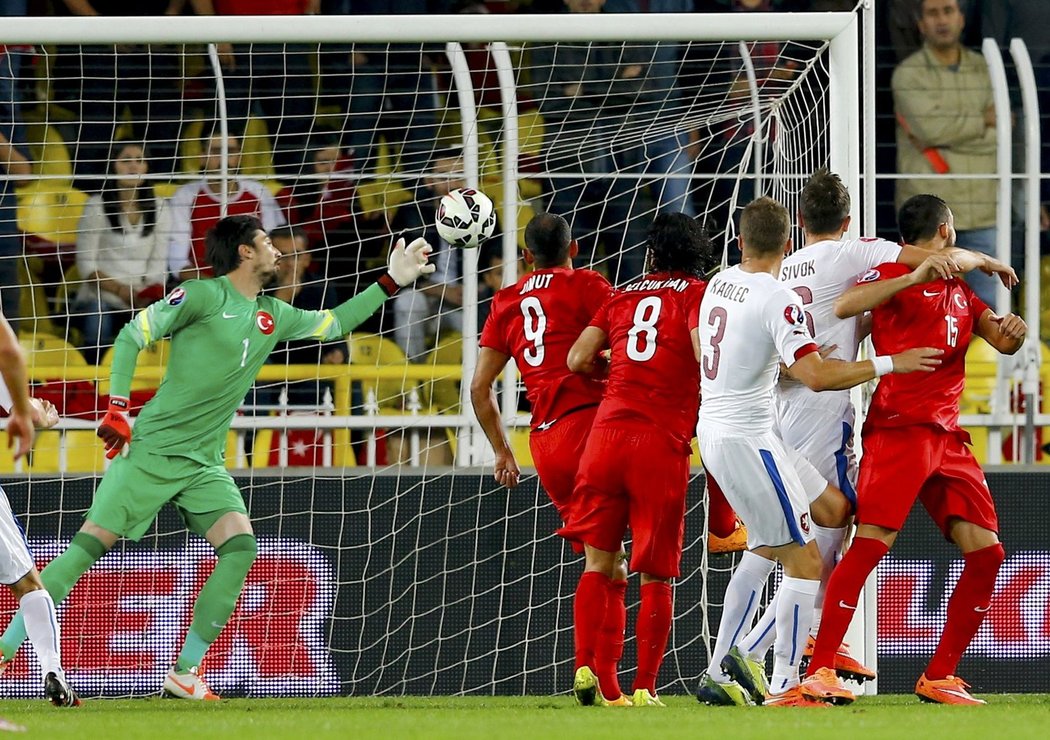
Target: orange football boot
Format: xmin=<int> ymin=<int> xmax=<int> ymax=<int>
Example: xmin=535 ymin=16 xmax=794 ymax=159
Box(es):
xmin=915 ymin=674 xmax=985 ymax=705
xmin=803 ymin=636 xmax=876 ymax=683
xmin=800 ymin=667 xmax=856 ymax=705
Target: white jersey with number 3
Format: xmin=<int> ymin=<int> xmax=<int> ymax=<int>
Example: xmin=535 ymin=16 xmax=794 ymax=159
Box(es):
xmin=698 ymin=266 xmax=817 ymax=435
xmin=777 ymin=237 xmax=902 ymax=403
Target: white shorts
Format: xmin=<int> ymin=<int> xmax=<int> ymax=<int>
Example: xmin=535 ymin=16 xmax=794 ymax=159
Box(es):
xmin=0 ymin=487 xmax=34 ymax=585
xmin=698 ymin=427 xmax=825 ymax=550
xmin=774 ymin=394 xmax=857 ymax=506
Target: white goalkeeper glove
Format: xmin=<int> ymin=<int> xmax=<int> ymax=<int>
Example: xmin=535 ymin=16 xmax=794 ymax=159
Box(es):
xmin=387 ymin=237 xmax=436 ymax=288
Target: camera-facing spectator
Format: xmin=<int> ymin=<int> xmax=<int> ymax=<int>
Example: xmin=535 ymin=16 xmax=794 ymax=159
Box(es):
xmin=72 ymin=143 xmax=170 ymax=360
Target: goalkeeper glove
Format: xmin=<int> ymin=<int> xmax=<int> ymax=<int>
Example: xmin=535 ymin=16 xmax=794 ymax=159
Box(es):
xmin=379 ymin=236 xmax=436 ymax=295
xmin=98 ymin=396 xmax=132 ymax=459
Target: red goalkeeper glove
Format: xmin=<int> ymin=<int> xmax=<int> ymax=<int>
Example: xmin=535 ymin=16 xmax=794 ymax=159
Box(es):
xmin=98 ymin=396 xmax=131 ymax=459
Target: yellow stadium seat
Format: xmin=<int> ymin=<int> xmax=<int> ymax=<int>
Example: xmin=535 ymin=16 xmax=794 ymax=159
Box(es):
xmin=16 ymin=182 xmax=89 ymax=246
xmin=347 ymin=333 xmax=414 ymax=411
xmin=355 ymin=179 xmax=413 ymax=219
xmin=422 ymin=330 xmax=462 ymax=413
xmin=98 ymin=338 xmax=170 ymax=395
xmin=20 ymin=332 xmax=89 ymax=376
xmin=24 ymin=122 xmax=73 ymax=180
xmin=180 ymin=117 xmax=279 ymax=185
xmin=507 ymin=428 xmax=534 ymax=467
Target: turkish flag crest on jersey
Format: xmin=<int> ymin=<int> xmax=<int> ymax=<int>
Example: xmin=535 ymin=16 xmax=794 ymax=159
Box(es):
xmin=256 ymin=311 xmax=275 ymax=335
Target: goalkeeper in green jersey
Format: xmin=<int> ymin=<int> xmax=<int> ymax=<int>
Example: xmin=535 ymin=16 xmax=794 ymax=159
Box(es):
xmin=0 ymin=215 xmax=434 ymax=699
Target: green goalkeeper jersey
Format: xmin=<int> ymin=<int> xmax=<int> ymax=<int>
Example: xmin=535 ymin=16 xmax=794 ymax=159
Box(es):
xmin=109 ymin=276 xmax=388 ymax=465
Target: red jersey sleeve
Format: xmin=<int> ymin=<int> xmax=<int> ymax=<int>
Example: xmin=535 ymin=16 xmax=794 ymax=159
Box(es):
xmin=687 ymin=281 xmax=707 ymax=332
xmin=478 ymin=293 xmax=511 ymax=355
xmin=588 ymin=296 xmax=612 ymax=333
xmin=582 ymin=271 xmax=615 ymax=317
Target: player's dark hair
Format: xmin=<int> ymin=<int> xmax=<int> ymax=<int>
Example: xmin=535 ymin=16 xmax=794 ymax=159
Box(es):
xmin=524 ymin=212 xmax=572 ymax=268
xmin=206 ymin=215 xmax=263 ymax=276
xmin=646 ymin=212 xmax=717 ymax=276
xmin=897 ymin=194 xmax=952 ymax=244
xmin=740 ymin=197 xmax=791 ymax=255
xmin=800 ymin=168 xmax=850 ymax=235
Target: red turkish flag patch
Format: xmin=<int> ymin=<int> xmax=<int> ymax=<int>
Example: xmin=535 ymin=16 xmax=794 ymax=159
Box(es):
xmin=256 ymin=311 xmax=275 ymax=335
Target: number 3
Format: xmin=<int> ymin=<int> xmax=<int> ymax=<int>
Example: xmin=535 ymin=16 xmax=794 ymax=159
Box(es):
xmin=703 ymin=306 xmax=727 ymax=380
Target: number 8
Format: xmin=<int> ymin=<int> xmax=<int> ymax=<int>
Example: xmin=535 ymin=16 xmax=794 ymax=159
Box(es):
xmin=626 ymin=296 xmax=662 ymax=362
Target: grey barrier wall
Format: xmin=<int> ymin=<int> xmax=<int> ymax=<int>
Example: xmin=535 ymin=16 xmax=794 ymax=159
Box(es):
xmin=0 ymin=471 xmax=1045 ymax=697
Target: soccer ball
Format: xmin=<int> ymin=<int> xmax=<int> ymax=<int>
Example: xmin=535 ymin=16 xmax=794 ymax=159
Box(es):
xmin=435 ymin=187 xmax=496 ymax=249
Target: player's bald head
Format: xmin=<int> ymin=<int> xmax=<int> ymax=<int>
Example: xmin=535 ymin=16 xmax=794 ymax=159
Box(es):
xmin=524 ymin=213 xmax=572 ymax=268
xmin=740 ymin=197 xmax=791 ymax=255
xmin=897 ymin=194 xmax=953 ymax=244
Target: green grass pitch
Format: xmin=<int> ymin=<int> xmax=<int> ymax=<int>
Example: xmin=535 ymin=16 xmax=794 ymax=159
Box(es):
xmin=1 ymin=695 xmax=1048 ymax=739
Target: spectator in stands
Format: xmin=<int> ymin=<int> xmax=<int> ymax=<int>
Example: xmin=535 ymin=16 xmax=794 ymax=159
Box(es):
xmin=167 ymin=131 xmax=285 ymax=282
xmin=191 ymin=0 xmax=318 ymax=178
xmin=0 ymin=37 xmax=30 ymax=327
xmin=326 ymin=0 xmax=447 ymax=175
xmin=72 ymin=143 xmax=170 ymax=360
xmin=528 ymin=0 xmax=651 ymax=283
xmin=388 ymin=149 xmax=465 ymax=360
xmin=278 ymin=130 xmax=358 ymax=248
xmin=50 ymin=0 xmax=183 ymax=187
xmin=893 ymin=0 xmax=1000 ymax=306
xmin=262 ymin=225 xmax=345 ymax=407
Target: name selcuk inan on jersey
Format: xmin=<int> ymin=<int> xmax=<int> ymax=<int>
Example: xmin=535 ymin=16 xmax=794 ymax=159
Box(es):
xmin=708 ymin=277 xmax=749 ymax=303
xmin=622 ymin=277 xmax=691 ymax=293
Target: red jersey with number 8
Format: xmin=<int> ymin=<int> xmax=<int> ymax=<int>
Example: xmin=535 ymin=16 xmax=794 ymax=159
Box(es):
xmin=480 ymin=267 xmax=613 ymax=430
xmin=589 ymin=272 xmax=707 ymax=445
xmin=862 ymin=262 xmax=989 ymax=432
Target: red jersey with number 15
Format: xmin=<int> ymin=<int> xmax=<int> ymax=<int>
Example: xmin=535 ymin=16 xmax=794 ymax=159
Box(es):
xmin=590 ymin=272 xmax=707 ymax=446
xmin=480 ymin=267 xmax=613 ymax=430
xmin=862 ymin=262 xmax=990 ymax=432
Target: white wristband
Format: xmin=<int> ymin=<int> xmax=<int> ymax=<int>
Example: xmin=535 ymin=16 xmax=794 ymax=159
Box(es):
xmin=872 ymin=356 xmax=894 ymax=377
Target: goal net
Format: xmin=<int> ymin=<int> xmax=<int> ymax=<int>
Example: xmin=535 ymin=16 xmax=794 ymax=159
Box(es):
xmin=0 ymin=12 xmax=857 ymax=697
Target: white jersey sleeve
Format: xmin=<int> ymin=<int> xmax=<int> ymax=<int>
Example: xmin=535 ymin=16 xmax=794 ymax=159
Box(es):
xmin=763 ymin=288 xmax=818 ymax=367
xmin=842 ymin=237 xmax=903 ymax=275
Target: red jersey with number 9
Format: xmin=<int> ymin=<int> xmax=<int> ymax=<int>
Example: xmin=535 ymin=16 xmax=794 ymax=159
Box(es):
xmin=862 ymin=262 xmax=989 ymax=432
xmin=479 ymin=267 xmax=613 ymax=430
xmin=589 ymin=272 xmax=707 ymax=445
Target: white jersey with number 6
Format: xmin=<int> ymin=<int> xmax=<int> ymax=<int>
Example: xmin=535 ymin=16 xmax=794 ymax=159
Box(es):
xmin=777 ymin=237 xmax=902 ymax=395
xmin=697 ymin=266 xmax=818 ymax=435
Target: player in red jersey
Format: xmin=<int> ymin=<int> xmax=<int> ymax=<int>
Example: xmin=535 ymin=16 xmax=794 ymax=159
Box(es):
xmin=562 ymin=213 xmax=716 ymax=708
xmin=470 ymin=213 xmax=626 ymax=702
xmin=802 ymin=194 xmax=1026 ymax=706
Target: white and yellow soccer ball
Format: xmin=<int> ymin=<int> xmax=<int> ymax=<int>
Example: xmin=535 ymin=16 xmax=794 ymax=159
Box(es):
xmin=435 ymin=187 xmax=496 ymax=249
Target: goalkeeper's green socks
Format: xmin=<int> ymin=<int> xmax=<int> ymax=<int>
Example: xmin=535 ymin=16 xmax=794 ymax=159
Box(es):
xmin=0 ymin=532 xmax=107 ymax=662
xmin=176 ymin=534 xmax=257 ymax=671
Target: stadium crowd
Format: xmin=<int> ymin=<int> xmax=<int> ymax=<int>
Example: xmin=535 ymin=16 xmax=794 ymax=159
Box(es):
xmin=0 ymin=0 xmax=1046 ymax=419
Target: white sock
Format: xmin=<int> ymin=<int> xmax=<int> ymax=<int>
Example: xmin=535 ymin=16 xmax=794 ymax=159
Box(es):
xmin=707 ymin=551 xmax=775 ymax=683
xmin=739 ymin=586 xmax=778 ymax=661
xmin=770 ymin=576 xmax=819 ymax=694
xmin=811 ymin=524 xmax=846 ymax=635
xmin=21 ymin=589 xmax=63 ymax=679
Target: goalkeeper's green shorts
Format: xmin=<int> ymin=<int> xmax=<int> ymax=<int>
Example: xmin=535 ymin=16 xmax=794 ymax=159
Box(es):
xmin=86 ymin=446 xmax=248 ymax=541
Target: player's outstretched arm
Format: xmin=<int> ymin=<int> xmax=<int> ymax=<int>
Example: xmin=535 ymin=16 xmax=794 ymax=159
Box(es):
xmin=898 ymin=243 xmax=1018 ymax=290
xmin=470 ymin=347 xmax=520 ymax=489
xmin=976 ymin=309 xmax=1027 ymax=355
xmin=834 ymin=254 xmax=957 ymax=319
xmin=0 ymin=314 xmax=34 ymax=460
xmin=789 ymin=346 xmax=942 ymax=392
xmin=567 ymin=327 xmax=609 ymax=376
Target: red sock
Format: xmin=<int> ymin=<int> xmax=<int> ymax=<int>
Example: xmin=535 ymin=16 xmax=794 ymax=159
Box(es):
xmin=807 ymin=537 xmax=889 ymax=676
xmin=707 ymin=474 xmax=738 ymax=539
xmin=574 ymin=571 xmax=610 ymax=671
xmin=925 ymin=543 xmax=1005 ymax=680
xmin=595 ymin=578 xmax=627 ymax=699
xmin=632 ymin=581 xmax=673 ymax=694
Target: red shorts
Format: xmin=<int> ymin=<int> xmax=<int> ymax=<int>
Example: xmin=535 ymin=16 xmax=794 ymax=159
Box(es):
xmin=529 ymin=406 xmax=597 ymax=532
xmin=559 ymin=424 xmax=691 ymax=579
xmin=856 ymin=425 xmax=999 ymax=538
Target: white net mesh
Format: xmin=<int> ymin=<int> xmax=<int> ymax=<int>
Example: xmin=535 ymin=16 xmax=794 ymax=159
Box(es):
xmin=0 ymin=18 xmax=841 ymax=698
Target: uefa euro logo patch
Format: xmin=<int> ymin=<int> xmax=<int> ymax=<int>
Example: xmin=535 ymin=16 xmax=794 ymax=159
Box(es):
xmin=167 ymin=288 xmax=186 ymax=306
xmin=858 ymin=269 xmax=880 ymax=283
xmin=256 ymin=310 xmax=275 ymax=335
xmin=784 ymin=304 xmax=805 ymax=326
